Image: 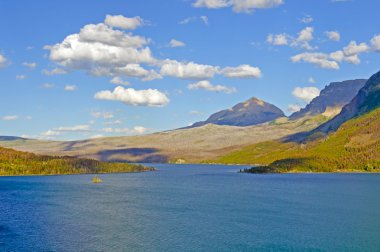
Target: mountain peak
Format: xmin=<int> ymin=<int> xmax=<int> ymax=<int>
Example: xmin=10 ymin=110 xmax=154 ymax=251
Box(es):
xmin=190 ymin=97 xmax=285 ymax=127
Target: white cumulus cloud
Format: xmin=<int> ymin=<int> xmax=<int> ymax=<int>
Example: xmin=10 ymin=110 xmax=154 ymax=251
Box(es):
xmin=292 ymin=87 xmax=320 ymax=103
xmin=169 ymin=39 xmax=186 ymax=47
xmin=193 ymin=0 xmax=230 ymax=8
xmin=160 ymin=60 xmax=219 ymax=79
xmin=371 ymin=34 xmax=380 ymax=52
xmin=188 ymin=80 xmax=236 ymax=94
xmin=104 ymin=15 xmax=144 ymax=30
xmin=221 ymin=64 xmax=262 ymax=78
xmin=94 ymin=86 xmax=169 ymax=107
xmin=291 ymin=52 xmax=339 ymax=70
xmin=193 ymin=0 xmax=284 ymax=13
xmin=325 ymin=31 xmax=340 ymax=41
xmin=44 ymin=21 xmax=156 ymax=80
xmin=110 ymin=76 xmax=130 ymax=86
xmin=0 ymin=53 xmax=7 ymax=68
xmin=267 ymin=33 xmax=288 ymax=45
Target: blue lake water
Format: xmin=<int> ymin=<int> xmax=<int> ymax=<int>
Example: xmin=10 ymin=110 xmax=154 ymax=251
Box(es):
xmin=1 ymin=164 xmax=380 ymax=251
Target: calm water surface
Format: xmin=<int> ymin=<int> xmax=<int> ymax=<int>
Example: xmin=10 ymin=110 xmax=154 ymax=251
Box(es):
xmin=1 ymin=164 xmax=380 ymax=251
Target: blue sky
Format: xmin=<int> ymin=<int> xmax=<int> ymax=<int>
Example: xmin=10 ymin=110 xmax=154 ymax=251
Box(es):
xmin=0 ymin=0 xmax=379 ymax=140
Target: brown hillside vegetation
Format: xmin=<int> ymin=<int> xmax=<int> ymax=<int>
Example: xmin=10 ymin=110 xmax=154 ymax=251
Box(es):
xmin=0 ymin=115 xmax=328 ymax=163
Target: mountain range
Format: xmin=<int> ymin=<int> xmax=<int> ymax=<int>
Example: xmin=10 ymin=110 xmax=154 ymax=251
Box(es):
xmin=1 ymin=71 xmax=379 ymax=173
xmin=221 ymin=70 xmax=380 ymax=173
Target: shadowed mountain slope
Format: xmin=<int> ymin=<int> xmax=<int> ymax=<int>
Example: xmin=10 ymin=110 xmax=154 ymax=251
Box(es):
xmin=290 ymin=79 xmax=366 ymax=120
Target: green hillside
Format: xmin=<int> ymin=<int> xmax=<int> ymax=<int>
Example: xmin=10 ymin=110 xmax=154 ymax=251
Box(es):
xmin=0 ymin=147 xmax=153 ymax=176
xmin=216 ymin=108 xmax=380 ymax=173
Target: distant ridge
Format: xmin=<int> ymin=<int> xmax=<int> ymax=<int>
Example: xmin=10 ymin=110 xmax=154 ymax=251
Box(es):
xmin=313 ymin=71 xmax=380 ymax=134
xmin=290 ymin=79 xmax=366 ymax=120
xmin=190 ymin=97 xmax=285 ymax=127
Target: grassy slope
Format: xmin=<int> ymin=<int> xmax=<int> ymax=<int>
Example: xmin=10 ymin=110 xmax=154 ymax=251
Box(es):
xmin=0 ymin=115 xmax=328 ymax=163
xmin=0 ymin=147 xmax=153 ymax=176
xmin=216 ymin=108 xmax=380 ymax=173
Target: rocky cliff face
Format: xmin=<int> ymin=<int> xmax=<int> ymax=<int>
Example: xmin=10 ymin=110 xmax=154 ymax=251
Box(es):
xmin=191 ymin=97 xmax=285 ymax=127
xmin=290 ymin=79 xmax=367 ymax=120
xmin=314 ymin=71 xmax=380 ymax=134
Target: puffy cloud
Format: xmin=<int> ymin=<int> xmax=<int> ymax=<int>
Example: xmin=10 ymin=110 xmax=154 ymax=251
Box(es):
xmin=94 ymin=86 xmax=169 ymax=107
xmin=231 ymin=0 xmax=284 ymax=13
xmin=291 ymin=52 xmax=339 ymax=70
xmin=116 ymin=64 xmax=162 ymax=81
xmin=329 ymin=50 xmax=360 ymax=64
xmin=292 ymin=87 xmax=320 ymax=103
xmin=0 ymin=53 xmax=7 ymax=68
xmin=371 ymin=34 xmax=380 ymax=51
xmin=288 ymin=104 xmax=301 ymax=113
xmin=132 ymin=126 xmax=148 ymax=134
xmin=294 ymin=27 xmax=315 ymax=50
xmin=42 ymin=68 xmax=67 ymax=75
xmin=193 ymin=0 xmax=283 ymax=13
xmin=267 ymin=33 xmax=288 ymax=45
xmin=104 ymin=15 xmax=144 ymax=30
xmin=22 ymin=62 xmax=37 ymax=69
xmin=64 ymin=85 xmax=78 ymax=91
xmin=44 ymin=22 xmax=156 ymax=79
xmin=160 ymin=60 xmax=219 ymax=79
xmin=268 ymin=27 xmax=315 ymax=50
xmin=328 ymin=41 xmax=369 ymax=65
xmin=110 ymin=76 xmax=130 ymax=86
xmin=79 ymin=23 xmax=148 ymax=48
xmin=325 ymin=31 xmax=340 ymax=41
xmin=16 ymin=75 xmax=27 ymax=80
xmin=297 ymin=27 xmax=313 ymax=42
xmin=291 ymin=39 xmax=371 ymax=69
xmin=188 ymin=80 xmax=236 ymax=94
xmin=1 ymin=115 xmax=18 ymax=121
xmin=169 ymin=39 xmax=186 ymax=47
xmin=91 ymin=111 xmax=114 ymax=119
xmin=342 ymin=41 xmax=370 ymax=56
xmin=221 ymin=64 xmax=262 ymax=78
xmin=193 ymin=0 xmax=230 ymax=8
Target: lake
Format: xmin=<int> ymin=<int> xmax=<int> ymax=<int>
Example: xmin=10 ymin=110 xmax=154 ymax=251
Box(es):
xmin=1 ymin=164 xmax=379 ymax=251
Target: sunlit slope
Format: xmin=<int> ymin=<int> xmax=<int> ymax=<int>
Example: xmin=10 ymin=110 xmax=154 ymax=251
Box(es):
xmin=217 ymin=108 xmax=380 ymax=173
xmin=0 ymin=115 xmax=328 ymax=163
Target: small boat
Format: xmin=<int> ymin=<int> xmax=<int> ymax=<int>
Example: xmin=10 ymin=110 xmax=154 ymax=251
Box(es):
xmin=92 ymin=176 xmax=103 ymax=183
